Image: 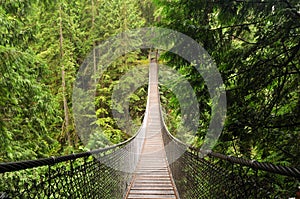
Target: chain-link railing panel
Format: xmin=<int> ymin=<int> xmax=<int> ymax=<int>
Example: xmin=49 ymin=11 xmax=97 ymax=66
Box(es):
xmin=161 ymin=125 xmax=300 ymax=198
xmin=0 ymin=156 xmax=123 ymax=198
xmin=0 ymin=129 xmax=147 ymax=199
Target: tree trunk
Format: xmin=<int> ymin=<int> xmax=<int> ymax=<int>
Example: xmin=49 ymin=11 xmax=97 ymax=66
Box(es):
xmin=92 ymin=0 xmax=97 ymax=83
xmin=59 ymin=4 xmax=71 ymax=146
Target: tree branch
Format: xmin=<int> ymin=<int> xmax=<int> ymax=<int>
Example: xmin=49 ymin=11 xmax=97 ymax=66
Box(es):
xmin=228 ymin=34 xmax=256 ymax=44
xmin=210 ymin=22 xmax=260 ymax=31
xmin=283 ymin=0 xmax=300 ymax=18
xmin=265 ymin=122 xmax=300 ymax=129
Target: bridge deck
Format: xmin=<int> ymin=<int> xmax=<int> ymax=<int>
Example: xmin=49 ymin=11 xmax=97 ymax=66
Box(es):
xmin=125 ymin=63 xmax=178 ymax=199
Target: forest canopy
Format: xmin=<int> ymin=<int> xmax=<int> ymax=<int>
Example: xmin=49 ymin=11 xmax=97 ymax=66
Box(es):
xmin=0 ymin=0 xmax=299 ymax=172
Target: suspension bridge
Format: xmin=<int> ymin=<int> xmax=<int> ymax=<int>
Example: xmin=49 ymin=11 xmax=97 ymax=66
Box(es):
xmin=0 ymin=53 xmax=299 ymax=199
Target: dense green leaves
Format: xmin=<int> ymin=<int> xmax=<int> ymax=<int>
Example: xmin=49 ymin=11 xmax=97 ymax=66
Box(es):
xmin=0 ymin=1 xmax=62 ymax=161
xmin=1 ymin=0 xmax=298 ymax=180
xmin=0 ymin=45 xmax=61 ymax=161
xmin=0 ymin=0 xmax=299 ymax=197
xmin=0 ymin=0 xmax=151 ymax=161
xmin=154 ymin=0 xmax=300 ymax=166
xmin=154 ymin=2 xmax=299 ymax=196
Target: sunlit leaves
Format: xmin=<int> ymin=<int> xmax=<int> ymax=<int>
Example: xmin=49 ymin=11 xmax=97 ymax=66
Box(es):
xmin=0 ymin=46 xmax=61 ymax=161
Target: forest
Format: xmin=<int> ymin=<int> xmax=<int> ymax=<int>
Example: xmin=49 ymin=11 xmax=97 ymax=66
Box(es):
xmin=0 ymin=0 xmax=299 ymax=192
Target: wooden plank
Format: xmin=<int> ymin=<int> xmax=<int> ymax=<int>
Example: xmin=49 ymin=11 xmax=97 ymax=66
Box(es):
xmin=131 ymin=187 xmax=174 ymax=190
xmin=129 ymin=190 xmax=176 ymax=195
xmin=132 ymin=183 xmax=173 ymax=187
xmin=127 ymin=195 xmax=176 ymax=199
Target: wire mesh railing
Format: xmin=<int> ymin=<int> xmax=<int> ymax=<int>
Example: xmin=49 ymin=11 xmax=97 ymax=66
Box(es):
xmin=0 ymin=123 xmax=146 ymax=199
xmin=161 ymin=117 xmax=300 ymax=198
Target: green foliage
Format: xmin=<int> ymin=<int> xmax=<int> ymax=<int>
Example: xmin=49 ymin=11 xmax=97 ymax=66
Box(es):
xmin=0 ymin=0 xmax=152 ymax=161
xmin=154 ymin=0 xmax=300 ymax=166
xmin=0 ymin=2 xmax=62 ymax=161
xmin=155 ymin=1 xmax=299 ymax=196
xmin=0 ymin=46 xmax=61 ymax=161
xmin=82 ymin=0 xmax=147 ymax=148
xmin=92 ymin=59 xmax=147 ymax=148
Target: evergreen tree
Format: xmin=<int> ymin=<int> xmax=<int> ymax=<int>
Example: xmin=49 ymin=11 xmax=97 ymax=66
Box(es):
xmin=88 ymin=0 xmax=147 ymax=148
xmin=154 ymin=0 xmax=300 ymax=166
xmin=0 ymin=1 xmax=61 ymax=161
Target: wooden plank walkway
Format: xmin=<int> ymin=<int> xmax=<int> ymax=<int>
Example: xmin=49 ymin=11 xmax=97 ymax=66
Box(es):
xmin=125 ymin=63 xmax=178 ymax=199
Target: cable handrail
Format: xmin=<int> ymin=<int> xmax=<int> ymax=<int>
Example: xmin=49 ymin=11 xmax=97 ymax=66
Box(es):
xmin=0 ymin=126 xmax=140 ymax=174
xmin=160 ymin=118 xmax=300 ymax=178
